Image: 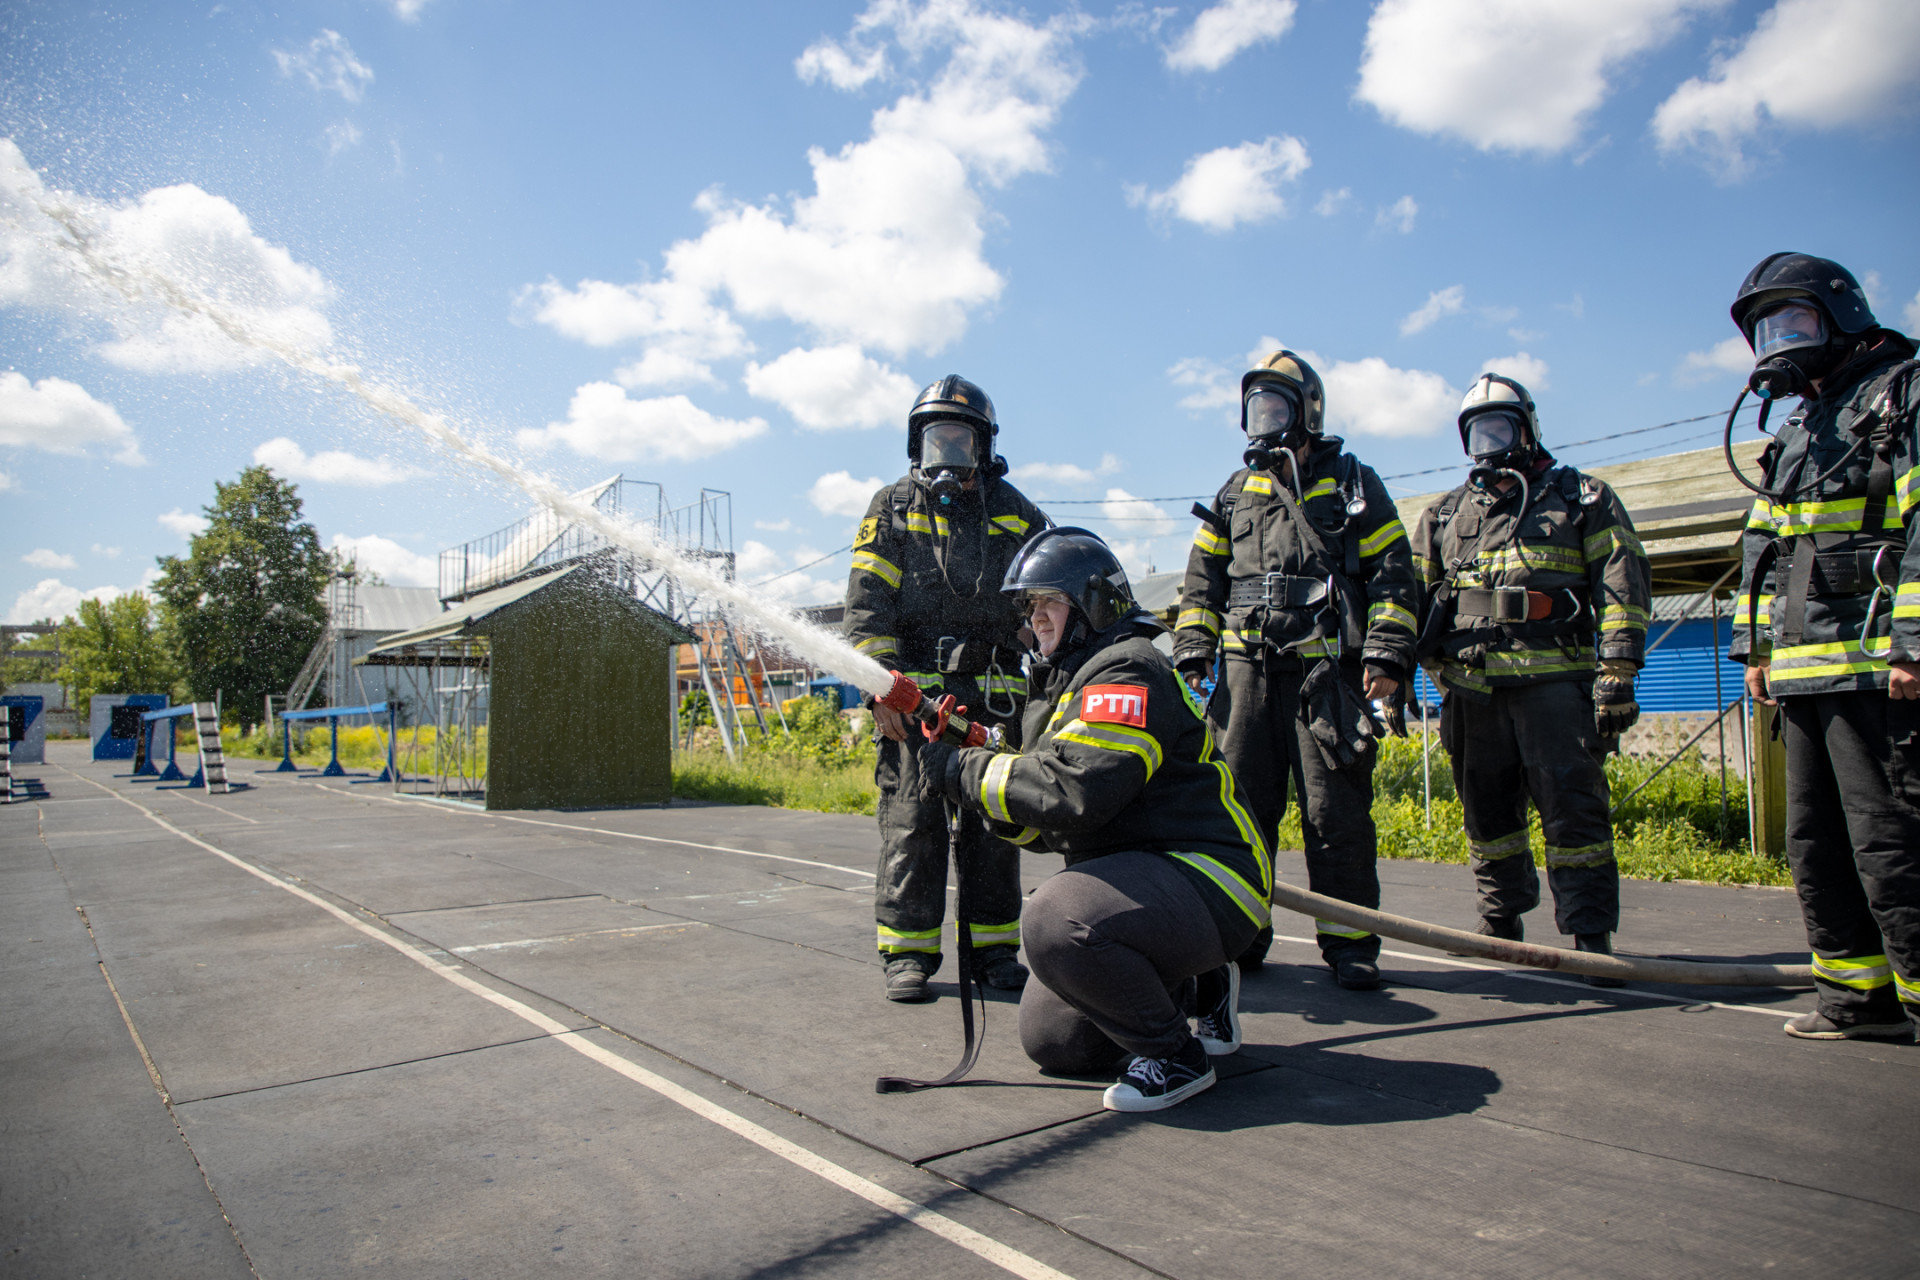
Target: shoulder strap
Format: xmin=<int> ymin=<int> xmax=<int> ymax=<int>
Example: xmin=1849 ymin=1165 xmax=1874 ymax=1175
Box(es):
xmin=1857 ymin=360 xmax=1920 ymax=536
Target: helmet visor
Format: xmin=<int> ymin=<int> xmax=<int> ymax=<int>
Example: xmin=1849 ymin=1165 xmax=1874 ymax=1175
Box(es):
xmin=1244 ymin=385 xmax=1299 ymax=439
xmin=919 ymin=420 xmax=977 ymax=469
xmin=1751 ymin=300 xmax=1827 ymax=359
xmin=1464 ymin=408 xmax=1526 ymax=460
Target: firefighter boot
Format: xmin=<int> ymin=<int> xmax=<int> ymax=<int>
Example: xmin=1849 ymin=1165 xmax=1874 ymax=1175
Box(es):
xmin=1575 ymin=932 xmax=1625 ymax=988
xmin=976 ymin=945 xmax=1029 ymax=991
xmin=884 ymin=953 xmax=940 ymax=1003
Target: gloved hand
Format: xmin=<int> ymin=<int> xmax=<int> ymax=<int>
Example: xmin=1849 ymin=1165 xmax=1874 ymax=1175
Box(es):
xmin=1176 ymin=655 xmax=1214 ymax=693
xmin=1593 ymin=659 xmax=1640 ymax=737
xmin=915 ymin=740 xmax=964 ymax=805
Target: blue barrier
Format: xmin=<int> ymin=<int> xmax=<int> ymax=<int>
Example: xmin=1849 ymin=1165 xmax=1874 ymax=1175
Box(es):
xmin=281 ymin=703 xmax=395 ymax=782
xmin=141 ymin=704 xmax=195 ymax=782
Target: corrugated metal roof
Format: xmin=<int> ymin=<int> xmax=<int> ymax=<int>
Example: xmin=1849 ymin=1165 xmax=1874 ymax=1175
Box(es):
xmin=349 ymin=585 xmax=446 ymax=635
xmin=363 ymin=568 xmax=587 ymax=653
xmin=1133 ymin=571 xmax=1184 ymax=615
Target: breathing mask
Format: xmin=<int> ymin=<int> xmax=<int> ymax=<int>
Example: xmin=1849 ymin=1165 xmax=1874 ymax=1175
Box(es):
xmin=1746 ymin=299 xmax=1835 ymax=401
xmin=1461 ymin=407 xmax=1534 ymax=489
xmin=1242 ymin=383 xmax=1304 ymax=471
xmin=917 ymin=420 xmax=978 ymax=506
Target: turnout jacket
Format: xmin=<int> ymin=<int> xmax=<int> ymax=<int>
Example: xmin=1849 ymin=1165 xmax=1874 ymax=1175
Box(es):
xmin=844 ymin=475 xmax=1047 ymax=704
xmin=1173 ymin=437 xmax=1418 ymax=675
xmin=1731 ymin=334 xmax=1920 ymax=694
xmin=952 ymin=620 xmax=1273 ymax=937
xmin=1411 ymin=460 xmax=1651 ymax=699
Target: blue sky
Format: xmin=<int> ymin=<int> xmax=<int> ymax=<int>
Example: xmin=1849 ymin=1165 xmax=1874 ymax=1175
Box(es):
xmin=3 ymin=0 xmax=1918 ymax=622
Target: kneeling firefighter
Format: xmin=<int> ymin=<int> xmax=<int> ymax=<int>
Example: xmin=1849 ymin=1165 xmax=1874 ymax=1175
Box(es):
xmin=1172 ymin=349 xmax=1419 ymax=988
xmin=1412 ymin=373 xmax=1650 ymax=981
xmin=844 ymin=375 xmax=1048 ymax=1003
xmin=914 ymin=528 xmax=1272 ymax=1112
xmin=1725 ymin=252 xmax=1920 ymax=1042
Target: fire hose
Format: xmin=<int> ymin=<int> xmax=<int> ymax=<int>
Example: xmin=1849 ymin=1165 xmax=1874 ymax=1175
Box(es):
xmin=872 ymin=670 xmax=1812 ymax=1025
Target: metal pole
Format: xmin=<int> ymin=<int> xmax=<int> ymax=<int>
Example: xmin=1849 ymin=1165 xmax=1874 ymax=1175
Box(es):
xmin=1711 ymin=589 xmax=1728 ymax=840
xmin=1421 ymin=681 xmax=1431 ymax=829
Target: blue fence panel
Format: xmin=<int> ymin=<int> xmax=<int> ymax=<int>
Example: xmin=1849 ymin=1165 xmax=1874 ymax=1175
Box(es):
xmin=1639 ymin=617 xmax=1744 ymax=713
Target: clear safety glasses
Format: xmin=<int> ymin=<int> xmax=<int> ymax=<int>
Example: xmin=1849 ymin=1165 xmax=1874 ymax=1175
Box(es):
xmin=1243 ymin=385 xmax=1299 ymax=438
xmin=1751 ymin=301 xmax=1827 ymax=359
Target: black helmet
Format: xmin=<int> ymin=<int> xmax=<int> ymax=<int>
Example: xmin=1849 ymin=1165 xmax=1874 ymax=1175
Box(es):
xmin=1730 ymin=252 xmax=1878 ymax=340
xmin=1000 ymin=526 xmax=1135 ymax=635
xmin=907 ymin=374 xmax=997 ymax=468
xmin=1241 ymin=349 xmax=1325 ymax=441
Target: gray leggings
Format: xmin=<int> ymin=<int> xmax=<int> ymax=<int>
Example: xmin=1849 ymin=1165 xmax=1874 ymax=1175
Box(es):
xmin=1019 ymin=850 xmax=1256 ymax=1069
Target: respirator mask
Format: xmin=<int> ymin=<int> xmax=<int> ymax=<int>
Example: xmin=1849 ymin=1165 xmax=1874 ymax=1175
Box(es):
xmin=1242 ymin=384 xmax=1305 ymax=472
xmin=1462 ymin=408 xmax=1534 ymax=491
xmin=1746 ymin=300 xmax=1836 ymax=401
xmin=917 ymin=420 xmax=979 ymax=506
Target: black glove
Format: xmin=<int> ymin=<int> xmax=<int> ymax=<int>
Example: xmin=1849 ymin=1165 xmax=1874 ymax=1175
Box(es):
xmin=1593 ymin=661 xmax=1640 ymax=737
xmin=915 ymin=740 xmax=964 ymax=805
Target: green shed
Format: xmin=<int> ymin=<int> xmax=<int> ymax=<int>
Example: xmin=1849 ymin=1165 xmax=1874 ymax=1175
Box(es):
xmin=359 ymin=564 xmax=694 ymax=810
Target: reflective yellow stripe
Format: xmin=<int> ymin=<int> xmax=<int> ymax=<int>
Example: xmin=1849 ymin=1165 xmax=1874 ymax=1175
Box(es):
xmin=1316 ymin=918 xmax=1373 ymax=940
xmin=904 ymin=511 xmax=952 ymax=537
xmin=1193 ymin=524 xmax=1228 ymax=556
xmin=1481 ymin=646 xmax=1595 ymax=677
xmin=1358 ymin=519 xmax=1408 ymax=559
xmin=1810 ymin=952 xmax=1893 ymax=990
xmin=968 ymin=920 xmax=1021 ymax=947
xmin=1470 ymin=830 xmax=1529 ymax=862
xmin=1770 ymin=638 xmax=1884 ymax=684
xmin=1734 ymin=593 xmax=1773 ymax=625
xmin=1199 ymin=721 xmax=1270 ymax=893
xmin=877 ymin=925 xmax=941 ymax=953
xmin=855 ymin=635 xmax=898 ymax=656
xmin=1584 ymin=526 xmax=1644 ymax=561
xmin=1899 ymin=465 xmax=1920 ymax=517
xmin=1412 ymin=552 xmax=1443 ymax=584
xmin=1006 ymin=825 xmax=1042 ymax=847
xmin=1055 ymin=719 xmax=1164 ymax=779
xmin=1168 ymin=852 xmax=1271 ymax=928
xmin=1176 ymin=607 xmax=1222 ymax=636
xmin=1544 ymin=840 xmax=1614 ymax=867
xmin=1597 ymin=604 xmax=1650 ymax=630
xmin=1895 ymin=583 xmax=1920 ymax=620
xmin=990 ymin=513 xmax=1030 ymax=536
xmin=1302 ymin=477 xmax=1337 ymax=500
xmin=850 ymin=550 xmax=901 ymax=588
xmin=1477 ymin=545 xmax=1585 ymax=575
xmin=981 ymin=753 xmax=1016 ymax=824
xmin=983 ymin=673 xmax=1027 ymax=697
xmin=1747 ymin=496 xmax=1888 ymax=536
xmin=1367 ymin=600 xmax=1416 ymax=633
xmin=1243 ymin=474 xmax=1275 ymax=497
xmin=1896 ymin=971 xmax=1920 ymax=1003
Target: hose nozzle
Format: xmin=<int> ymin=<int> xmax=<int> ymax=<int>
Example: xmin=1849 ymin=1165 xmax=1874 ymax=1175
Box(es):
xmin=879 ymin=670 xmax=1007 ymax=751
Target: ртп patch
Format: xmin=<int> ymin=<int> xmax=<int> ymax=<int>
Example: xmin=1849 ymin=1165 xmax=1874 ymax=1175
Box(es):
xmin=1081 ymin=684 xmax=1148 ymax=727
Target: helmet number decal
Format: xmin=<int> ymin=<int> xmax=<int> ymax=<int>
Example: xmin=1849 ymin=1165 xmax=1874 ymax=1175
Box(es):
xmin=854 ymin=517 xmax=880 ymax=549
xmin=1081 ymin=684 xmax=1148 ymax=727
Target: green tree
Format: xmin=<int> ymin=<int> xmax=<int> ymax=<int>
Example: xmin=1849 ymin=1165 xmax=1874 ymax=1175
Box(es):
xmin=55 ymin=594 xmax=180 ymax=720
xmin=152 ymin=466 xmax=330 ymax=730
xmin=1 ymin=620 xmax=63 ymax=690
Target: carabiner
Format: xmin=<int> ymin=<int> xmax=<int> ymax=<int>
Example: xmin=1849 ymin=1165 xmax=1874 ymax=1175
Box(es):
xmin=1861 ymin=546 xmax=1898 ymax=661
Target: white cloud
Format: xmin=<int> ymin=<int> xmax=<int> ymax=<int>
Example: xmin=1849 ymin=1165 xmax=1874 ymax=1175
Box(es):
xmin=1303 ymin=351 xmax=1460 ymax=438
xmin=1314 ymin=187 xmax=1352 ymax=217
xmin=1128 ymin=136 xmax=1309 ymax=232
xmin=390 ymin=0 xmax=433 ymax=21
xmin=7 ymin=577 xmax=127 ymax=624
xmin=743 ymin=345 xmax=918 ymax=430
xmin=1008 ymin=454 xmax=1121 ymax=488
xmin=753 ymin=518 xmax=794 ymax=532
xmin=1479 ymin=352 xmax=1550 ymax=392
xmin=1101 ymin=487 xmax=1175 ymax=536
xmin=1357 ymin=0 xmax=1715 ymax=154
xmin=736 ymin=539 xmax=843 ymax=604
xmin=22 ymin=548 xmax=76 ymax=569
xmin=515 ymin=383 xmax=768 ymax=463
xmin=534 ymin=1 xmax=1087 ymax=378
xmin=327 ymin=533 xmax=438 ymax=588
xmin=1654 ymin=0 xmax=1920 ymax=178
xmin=1376 ymin=195 xmax=1418 ymax=234
xmin=272 ymin=30 xmax=374 ymax=102
xmin=92 ymin=544 xmax=120 ymax=558
xmin=809 ymin=470 xmax=886 ymax=518
xmin=613 ymin=348 xmax=723 ymax=391
xmin=251 ymin=437 xmax=422 ymax=486
xmin=1906 ymin=289 xmax=1920 ymax=334
xmin=1165 ymin=0 xmax=1298 ymax=73
xmin=1676 ymin=334 xmax=1755 ymax=384
xmin=0 ymin=372 xmax=144 ymax=464
xmin=0 ymin=471 xmax=12 ymax=492
xmin=1167 ymin=357 xmax=1238 ymax=412
xmin=0 ymin=139 xmax=335 ymax=373
xmin=158 ymin=507 xmax=210 ymax=538
xmin=324 ymin=121 xmax=363 ymax=155
xmin=1400 ymin=285 xmax=1466 ymax=336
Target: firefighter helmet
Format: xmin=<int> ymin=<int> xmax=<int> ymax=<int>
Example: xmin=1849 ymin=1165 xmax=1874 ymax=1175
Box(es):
xmin=1001 ymin=526 xmax=1135 ymax=634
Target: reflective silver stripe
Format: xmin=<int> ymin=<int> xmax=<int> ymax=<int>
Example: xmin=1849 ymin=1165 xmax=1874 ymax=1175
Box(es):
xmin=968 ymin=920 xmax=1020 ymax=947
xmin=877 ymin=925 xmax=942 ymax=953
xmin=1896 ymin=971 xmax=1920 ymax=1003
xmin=1544 ymin=840 xmax=1614 ymax=868
xmin=1469 ymin=830 xmax=1529 ymax=862
xmin=1810 ymin=952 xmax=1894 ymax=990
xmin=1315 ymin=918 xmax=1372 ymax=940
xmin=1168 ymin=852 xmax=1270 ymax=928
xmin=981 ymin=753 xmax=1017 ymax=824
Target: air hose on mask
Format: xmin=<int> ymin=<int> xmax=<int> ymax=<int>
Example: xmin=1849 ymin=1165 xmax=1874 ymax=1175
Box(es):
xmin=1266 ymin=879 xmax=1813 ymax=986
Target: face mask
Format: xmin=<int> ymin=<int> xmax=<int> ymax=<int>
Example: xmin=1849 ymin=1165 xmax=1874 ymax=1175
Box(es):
xmin=1464 ymin=409 xmax=1524 ymax=461
xmin=1746 ymin=300 xmax=1837 ymax=400
xmin=1243 ymin=386 xmax=1305 ymax=470
xmin=918 ymin=421 xmax=978 ymax=505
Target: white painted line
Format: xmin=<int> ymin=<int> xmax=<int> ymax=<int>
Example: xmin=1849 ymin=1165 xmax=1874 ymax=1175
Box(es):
xmin=63 ymin=768 xmax=1074 ymax=1280
xmin=452 ymin=922 xmax=708 ymax=954
xmin=171 ymin=791 xmax=263 ymax=824
xmin=1273 ymin=933 xmax=1807 ymax=1020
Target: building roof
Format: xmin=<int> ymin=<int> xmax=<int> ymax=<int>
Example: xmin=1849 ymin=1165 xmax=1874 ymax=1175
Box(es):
xmin=347 ymin=585 xmax=446 ymax=636
xmin=1392 ymin=439 xmax=1764 ymax=596
xmin=359 ymin=565 xmax=694 ymax=664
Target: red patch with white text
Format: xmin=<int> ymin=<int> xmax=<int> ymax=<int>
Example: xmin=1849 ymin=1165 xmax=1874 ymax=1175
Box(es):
xmin=1081 ymin=684 xmax=1149 ymax=727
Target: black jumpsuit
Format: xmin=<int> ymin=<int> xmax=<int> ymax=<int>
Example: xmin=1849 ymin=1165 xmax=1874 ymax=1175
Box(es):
xmin=843 ymin=475 xmax=1046 ymax=970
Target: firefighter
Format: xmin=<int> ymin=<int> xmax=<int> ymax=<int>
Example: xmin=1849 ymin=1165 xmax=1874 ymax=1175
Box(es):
xmin=1172 ymin=350 xmax=1419 ymax=989
xmin=1727 ymin=252 xmax=1920 ymax=1042
xmin=1411 ymin=373 xmax=1650 ymax=983
xmin=917 ymin=527 xmax=1270 ymax=1111
xmin=844 ymin=375 xmax=1047 ymax=1003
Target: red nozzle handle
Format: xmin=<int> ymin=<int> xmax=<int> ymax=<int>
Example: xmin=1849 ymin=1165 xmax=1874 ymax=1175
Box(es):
xmin=878 ymin=670 xmax=923 ymax=715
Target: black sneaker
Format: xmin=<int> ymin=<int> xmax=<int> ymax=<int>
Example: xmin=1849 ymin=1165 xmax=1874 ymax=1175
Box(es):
xmin=976 ymin=946 xmax=1029 ymax=991
xmin=1574 ymin=933 xmax=1625 ymax=988
xmin=1334 ymin=957 xmax=1382 ymax=991
xmin=1192 ymin=964 xmax=1241 ymax=1055
xmin=884 ymin=955 xmax=938 ymax=1003
xmin=1783 ymin=1010 xmax=1914 ymax=1041
xmin=1103 ymin=1038 xmax=1216 ymax=1113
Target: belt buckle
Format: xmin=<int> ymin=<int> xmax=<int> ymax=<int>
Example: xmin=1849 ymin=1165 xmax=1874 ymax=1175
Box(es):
xmin=1491 ymin=586 xmax=1529 ymax=624
xmin=1265 ymin=572 xmax=1289 ymax=607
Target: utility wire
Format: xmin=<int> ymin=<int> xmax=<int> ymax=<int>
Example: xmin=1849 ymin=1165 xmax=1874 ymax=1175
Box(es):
xmin=748 ymin=543 xmax=852 ymax=588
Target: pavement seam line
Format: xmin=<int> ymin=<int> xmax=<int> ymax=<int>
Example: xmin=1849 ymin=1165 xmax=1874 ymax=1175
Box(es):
xmin=38 ymin=808 xmax=264 ymax=1280
xmin=60 ymin=766 xmax=1080 ymax=1280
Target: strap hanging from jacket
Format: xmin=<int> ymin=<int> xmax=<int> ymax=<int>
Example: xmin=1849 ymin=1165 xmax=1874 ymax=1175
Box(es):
xmin=876 ymin=803 xmax=986 ymax=1093
xmin=1778 ymin=540 xmax=1815 ymax=646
